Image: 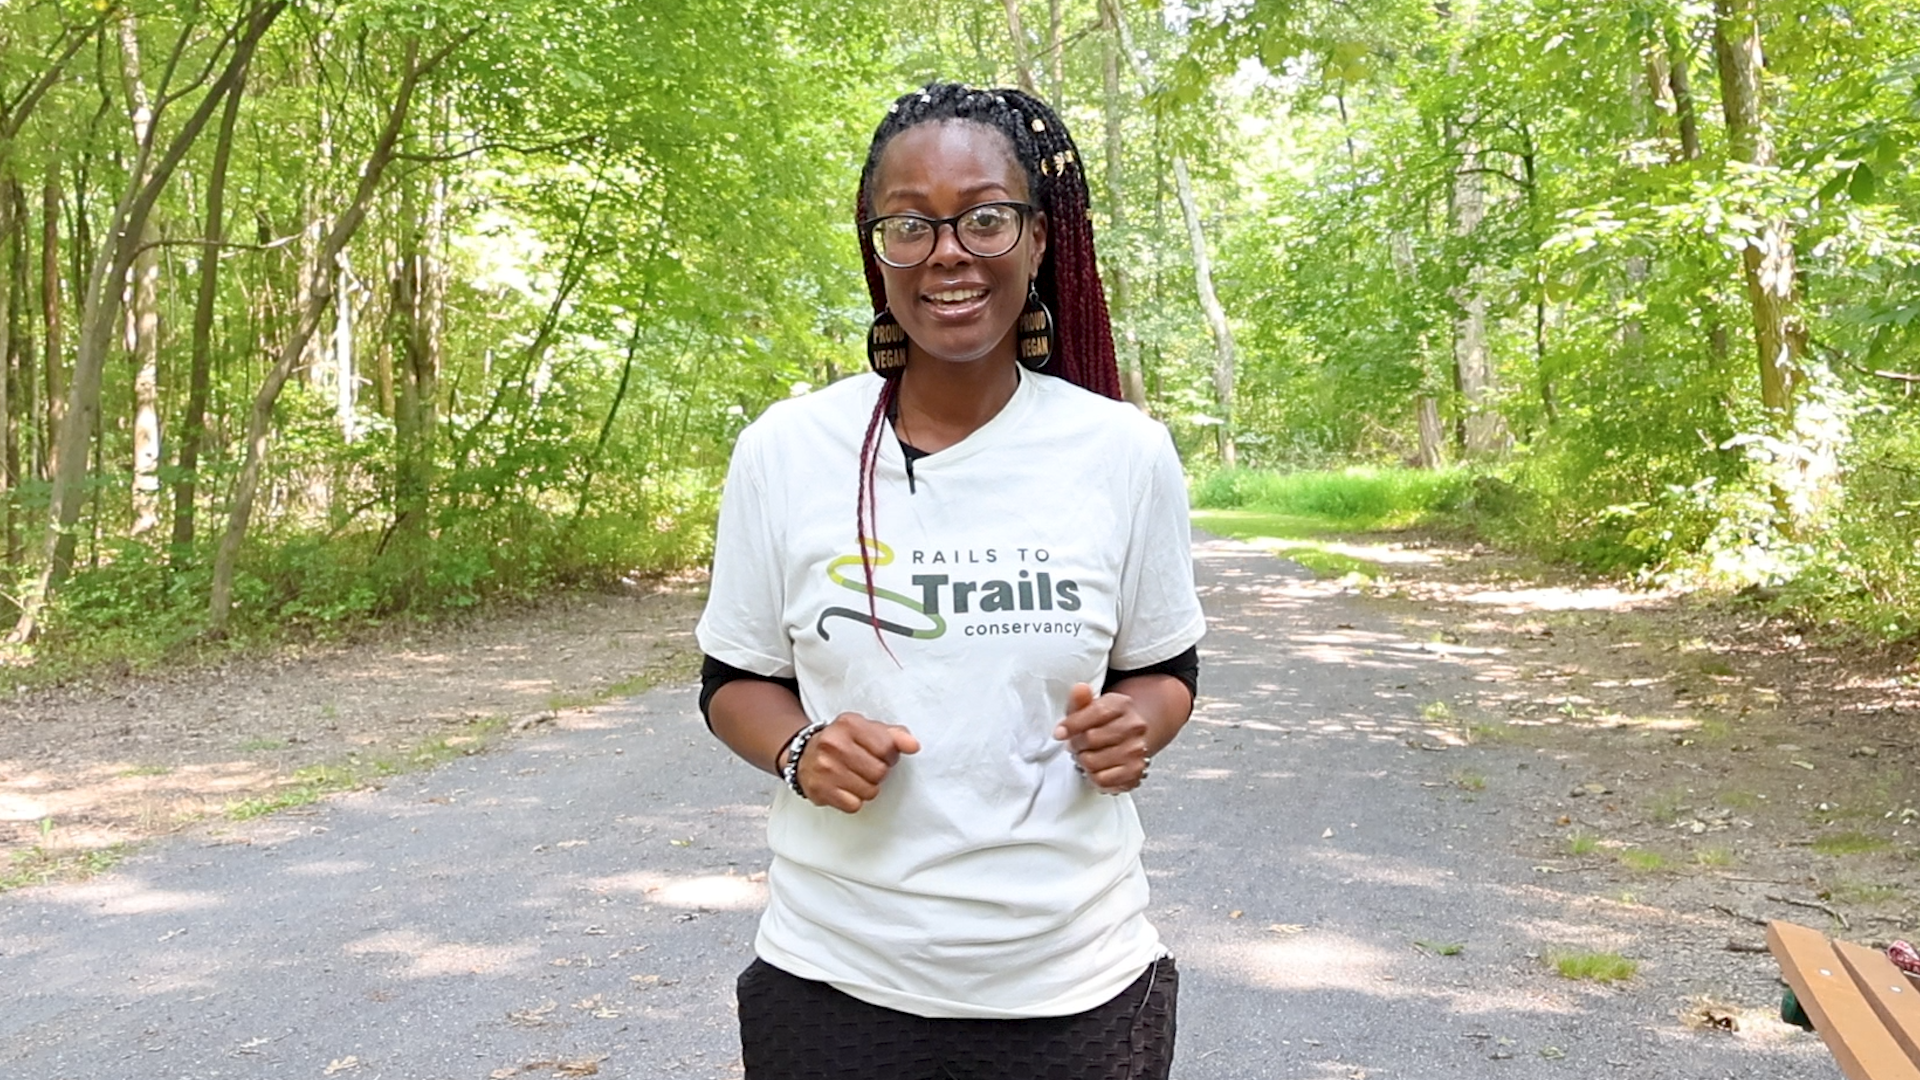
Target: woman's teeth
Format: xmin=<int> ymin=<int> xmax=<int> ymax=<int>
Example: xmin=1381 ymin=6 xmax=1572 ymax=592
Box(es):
xmin=928 ymin=289 xmax=986 ymax=304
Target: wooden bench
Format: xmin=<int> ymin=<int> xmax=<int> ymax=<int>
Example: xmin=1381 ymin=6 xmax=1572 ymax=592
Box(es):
xmin=1768 ymin=920 xmax=1920 ymax=1080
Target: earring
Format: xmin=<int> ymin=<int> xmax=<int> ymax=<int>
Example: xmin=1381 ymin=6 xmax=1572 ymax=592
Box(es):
xmin=867 ymin=309 xmax=908 ymax=376
xmin=1017 ymin=287 xmax=1055 ymax=371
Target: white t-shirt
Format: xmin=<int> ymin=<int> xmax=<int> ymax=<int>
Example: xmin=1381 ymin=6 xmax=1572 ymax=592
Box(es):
xmin=695 ymin=369 xmax=1206 ymax=1019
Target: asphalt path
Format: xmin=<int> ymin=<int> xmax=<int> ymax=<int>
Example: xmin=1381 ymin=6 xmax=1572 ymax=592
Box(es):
xmin=0 ymin=537 xmax=1840 ymax=1080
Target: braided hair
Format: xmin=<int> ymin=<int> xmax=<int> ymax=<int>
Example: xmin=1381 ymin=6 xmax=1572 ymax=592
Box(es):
xmin=852 ymin=83 xmax=1121 ymax=654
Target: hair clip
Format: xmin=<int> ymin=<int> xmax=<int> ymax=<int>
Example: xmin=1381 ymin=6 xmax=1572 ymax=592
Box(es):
xmin=1031 ymin=118 xmax=1046 ymax=132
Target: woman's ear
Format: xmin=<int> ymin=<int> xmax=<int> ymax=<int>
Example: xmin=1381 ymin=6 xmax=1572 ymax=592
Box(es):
xmin=1028 ymin=210 xmax=1048 ymax=276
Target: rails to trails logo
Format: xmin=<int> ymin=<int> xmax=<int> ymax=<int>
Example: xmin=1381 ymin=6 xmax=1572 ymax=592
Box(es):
xmin=814 ymin=539 xmax=1084 ymax=642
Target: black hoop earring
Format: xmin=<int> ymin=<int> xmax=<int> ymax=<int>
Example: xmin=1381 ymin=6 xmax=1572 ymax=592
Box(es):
xmin=1017 ymin=287 xmax=1055 ymax=371
xmin=867 ymin=309 xmax=908 ymax=377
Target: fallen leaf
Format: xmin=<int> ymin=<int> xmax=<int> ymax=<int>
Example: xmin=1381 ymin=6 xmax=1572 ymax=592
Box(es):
xmin=507 ymin=1000 xmax=558 ymax=1027
xmin=1791 ymin=760 xmax=1816 ymax=771
xmin=1228 ymin=910 xmax=1243 ymax=919
xmin=1321 ymin=827 xmax=1335 ymax=839
xmin=557 ymin=1057 xmax=606 ymax=1076
xmin=324 ymin=1057 xmax=360 ymax=1075
xmin=1265 ymin=923 xmax=1305 ymax=935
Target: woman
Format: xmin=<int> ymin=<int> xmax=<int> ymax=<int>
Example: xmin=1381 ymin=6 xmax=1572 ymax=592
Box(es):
xmin=695 ymin=83 xmax=1206 ymax=1080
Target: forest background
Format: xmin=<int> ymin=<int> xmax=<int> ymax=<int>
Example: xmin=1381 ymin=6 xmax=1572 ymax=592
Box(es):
xmin=0 ymin=0 xmax=1916 ymax=677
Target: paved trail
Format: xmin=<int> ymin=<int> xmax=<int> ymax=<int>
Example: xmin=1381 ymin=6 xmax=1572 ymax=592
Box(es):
xmin=1 ymin=538 xmax=1838 ymax=1080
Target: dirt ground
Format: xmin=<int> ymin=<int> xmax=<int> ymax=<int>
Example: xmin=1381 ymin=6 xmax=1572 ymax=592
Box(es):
xmin=0 ymin=581 xmax=706 ymax=882
xmin=1309 ymin=533 xmax=1920 ymax=1026
xmin=4 ymin=537 xmax=1917 ymax=993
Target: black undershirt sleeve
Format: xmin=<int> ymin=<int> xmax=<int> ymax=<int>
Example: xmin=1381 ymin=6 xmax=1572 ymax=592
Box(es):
xmin=1104 ymin=645 xmax=1200 ymax=702
xmin=698 ymin=656 xmax=800 ymax=732
xmin=698 ymin=644 xmax=1201 ymax=730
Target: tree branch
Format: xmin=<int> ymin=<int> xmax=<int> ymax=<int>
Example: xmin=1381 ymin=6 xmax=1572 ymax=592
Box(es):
xmin=394 ymin=132 xmax=598 ymax=163
xmin=0 ymin=12 xmax=112 ymax=140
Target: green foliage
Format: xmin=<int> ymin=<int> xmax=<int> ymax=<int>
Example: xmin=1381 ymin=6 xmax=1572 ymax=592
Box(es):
xmin=1549 ymin=949 xmax=1638 ymax=983
xmin=1810 ymin=831 xmax=1891 ymax=856
xmin=1192 ymin=466 xmax=1473 ymax=531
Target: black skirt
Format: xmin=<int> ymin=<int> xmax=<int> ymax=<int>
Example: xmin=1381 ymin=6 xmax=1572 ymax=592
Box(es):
xmin=736 ymin=955 xmax=1178 ymax=1080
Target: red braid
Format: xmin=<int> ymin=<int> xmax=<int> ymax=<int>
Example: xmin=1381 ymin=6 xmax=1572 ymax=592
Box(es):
xmin=855 ymin=377 xmax=900 ymax=660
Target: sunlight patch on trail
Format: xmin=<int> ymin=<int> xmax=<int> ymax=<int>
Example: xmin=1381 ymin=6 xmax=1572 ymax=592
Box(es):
xmin=1185 ymin=930 xmax=1581 ymax=1015
xmin=589 ymin=870 xmax=767 ymax=911
xmin=344 ymin=929 xmax=539 ymax=978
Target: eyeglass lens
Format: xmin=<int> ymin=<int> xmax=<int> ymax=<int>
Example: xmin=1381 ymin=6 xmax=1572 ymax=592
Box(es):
xmin=871 ymin=204 xmax=1025 ymax=267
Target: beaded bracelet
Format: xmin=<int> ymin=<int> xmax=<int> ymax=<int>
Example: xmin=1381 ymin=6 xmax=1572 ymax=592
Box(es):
xmin=779 ymin=721 xmax=828 ymax=799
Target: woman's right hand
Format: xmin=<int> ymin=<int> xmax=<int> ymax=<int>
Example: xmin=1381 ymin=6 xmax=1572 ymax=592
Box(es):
xmin=795 ymin=714 xmax=920 ymax=813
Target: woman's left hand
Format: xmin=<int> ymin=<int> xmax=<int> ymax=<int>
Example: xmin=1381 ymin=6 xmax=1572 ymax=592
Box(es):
xmin=1054 ymin=682 xmax=1152 ymax=794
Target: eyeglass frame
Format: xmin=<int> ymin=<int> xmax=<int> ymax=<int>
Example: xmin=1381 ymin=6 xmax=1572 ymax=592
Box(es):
xmin=862 ymin=200 xmax=1041 ymax=269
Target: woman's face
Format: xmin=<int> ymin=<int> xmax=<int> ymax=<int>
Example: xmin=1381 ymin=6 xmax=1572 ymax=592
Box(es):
xmin=868 ymin=121 xmax=1047 ymax=370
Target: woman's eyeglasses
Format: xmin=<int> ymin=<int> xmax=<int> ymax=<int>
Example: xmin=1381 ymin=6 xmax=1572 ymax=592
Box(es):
xmin=864 ymin=201 xmax=1037 ymax=268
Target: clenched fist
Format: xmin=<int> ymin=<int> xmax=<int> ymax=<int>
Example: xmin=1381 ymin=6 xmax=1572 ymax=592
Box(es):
xmin=793 ymin=714 xmax=920 ymax=813
xmin=1054 ymin=682 xmax=1152 ymax=794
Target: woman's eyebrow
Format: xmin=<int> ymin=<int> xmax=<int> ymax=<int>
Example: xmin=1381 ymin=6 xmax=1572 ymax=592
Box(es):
xmin=880 ymin=182 xmax=1015 ymax=204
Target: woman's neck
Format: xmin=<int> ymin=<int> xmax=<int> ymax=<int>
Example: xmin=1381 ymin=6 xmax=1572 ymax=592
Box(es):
xmin=893 ymin=357 xmax=1020 ymax=453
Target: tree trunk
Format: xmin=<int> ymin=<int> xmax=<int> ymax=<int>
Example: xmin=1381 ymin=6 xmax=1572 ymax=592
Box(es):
xmin=1416 ymin=396 xmax=1445 ymax=469
xmin=209 ymin=32 xmax=464 ymax=634
xmin=1712 ymin=0 xmax=1802 ymax=420
xmin=128 ymin=221 xmax=162 ymax=537
xmin=120 ymin=10 xmax=164 ymax=538
xmin=0 ymin=180 xmax=14 ymax=568
xmin=333 ymin=252 xmax=357 ymax=439
xmin=172 ymin=64 xmax=246 ymax=561
xmin=12 ymin=0 xmax=285 ymax=642
xmin=1098 ymin=1 xmax=1147 ymax=408
xmin=1107 ymin=0 xmax=1238 ymax=455
xmin=385 ymin=120 xmax=445 ymax=570
xmin=1668 ymin=32 xmax=1703 ymax=162
xmin=1172 ymin=158 xmax=1238 ymax=468
xmin=1448 ymin=122 xmax=1507 ymax=458
xmin=1000 ymin=0 xmax=1038 ymax=95
xmin=39 ymin=171 xmax=62 ymax=473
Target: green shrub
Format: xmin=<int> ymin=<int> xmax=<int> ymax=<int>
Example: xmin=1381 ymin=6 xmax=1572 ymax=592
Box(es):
xmin=1190 ymin=466 xmax=1472 ymax=530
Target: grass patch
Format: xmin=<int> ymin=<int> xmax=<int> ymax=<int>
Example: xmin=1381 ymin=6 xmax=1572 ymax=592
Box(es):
xmin=1828 ymin=880 xmax=1902 ymax=905
xmin=225 ymin=764 xmax=359 ymax=820
xmin=117 ymin=764 xmax=172 ymax=778
xmin=0 ymin=844 xmax=128 ymax=892
xmin=1422 ymin=700 xmax=1455 ymax=722
xmin=1567 ymin=830 xmax=1599 ymax=857
xmin=1618 ymin=848 xmax=1669 ymax=872
xmin=1549 ymin=949 xmax=1638 ymax=983
xmin=237 ymin=737 xmax=289 ymax=752
xmin=1415 ymin=939 xmax=1465 ymax=956
xmin=1191 ymin=466 xmax=1473 ymax=530
xmin=1451 ymin=769 xmax=1486 ymax=792
xmin=546 ymin=663 xmax=691 ymax=712
xmin=1185 ymin=511 xmax=1379 ymax=579
xmin=225 ymin=720 xmax=505 ymax=822
xmin=1717 ymin=789 xmax=1760 ymax=809
xmin=1646 ymin=788 xmax=1690 ymax=825
xmin=1467 ymin=721 xmax=1515 ymax=744
xmin=1694 ymin=846 xmax=1738 ymax=868
xmin=1811 ymin=831 xmax=1891 ymax=856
